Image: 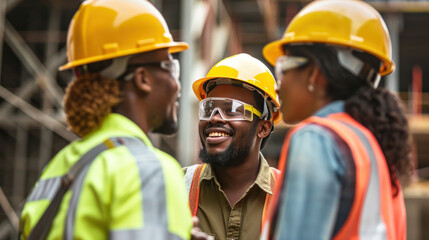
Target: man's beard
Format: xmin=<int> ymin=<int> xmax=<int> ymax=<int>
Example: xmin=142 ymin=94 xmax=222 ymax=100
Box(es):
xmin=199 ymin=121 xmax=257 ymax=168
xmin=152 ymin=113 xmax=178 ymax=135
xmin=153 ymin=120 xmax=177 ymax=135
xmin=199 ymin=140 xmax=250 ymax=168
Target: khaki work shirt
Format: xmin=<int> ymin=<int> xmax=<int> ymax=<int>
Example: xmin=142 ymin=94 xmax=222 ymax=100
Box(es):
xmin=189 ymin=154 xmax=276 ymax=240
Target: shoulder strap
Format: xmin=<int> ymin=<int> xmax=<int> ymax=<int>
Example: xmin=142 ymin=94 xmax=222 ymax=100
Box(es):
xmin=26 ymin=137 xmax=139 ymax=240
xmin=261 ymin=167 xmax=281 ymax=233
xmin=188 ymin=164 xmax=206 ymax=217
xmin=270 ymin=167 xmax=280 ymax=183
xmin=184 ymin=164 xmax=199 ymax=196
xmin=327 ymin=113 xmax=397 ymax=240
xmin=263 ymin=114 xmax=391 ymax=240
xmin=261 ymin=119 xmax=319 ymax=239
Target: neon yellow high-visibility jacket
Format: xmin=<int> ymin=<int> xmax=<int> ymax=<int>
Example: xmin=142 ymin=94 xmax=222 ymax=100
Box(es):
xmin=20 ymin=113 xmax=192 ymax=239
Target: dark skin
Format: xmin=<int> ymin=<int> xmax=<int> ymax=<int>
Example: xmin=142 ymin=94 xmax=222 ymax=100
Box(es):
xmin=112 ymin=48 xmax=209 ymax=240
xmin=199 ymin=84 xmax=272 ymax=206
xmin=276 ymin=61 xmax=331 ymax=124
xmin=113 ymin=48 xmax=181 ymax=135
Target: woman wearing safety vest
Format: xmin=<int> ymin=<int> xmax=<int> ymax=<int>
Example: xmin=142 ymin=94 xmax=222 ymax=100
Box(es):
xmin=261 ymin=0 xmax=413 ymax=239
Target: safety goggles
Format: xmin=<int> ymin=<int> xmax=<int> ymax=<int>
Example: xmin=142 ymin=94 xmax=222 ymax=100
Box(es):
xmin=199 ymin=97 xmax=262 ymax=121
xmin=275 ymin=55 xmax=309 ymax=82
xmin=123 ymin=59 xmax=180 ymax=81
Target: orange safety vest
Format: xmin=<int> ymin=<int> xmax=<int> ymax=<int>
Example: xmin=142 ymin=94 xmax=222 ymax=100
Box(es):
xmin=261 ymin=112 xmax=406 ymax=240
xmin=186 ymin=163 xmax=280 ymax=232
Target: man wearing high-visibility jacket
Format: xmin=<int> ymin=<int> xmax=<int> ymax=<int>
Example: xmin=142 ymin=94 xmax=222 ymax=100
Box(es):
xmin=185 ymin=54 xmax=282 ymax=240
xmin=19 ymin=0 xmax=197 ymax=239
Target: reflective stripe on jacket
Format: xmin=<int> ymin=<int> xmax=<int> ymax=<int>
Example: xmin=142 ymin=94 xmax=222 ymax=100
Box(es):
xmin=20 ymin=113 xmax=192 ymax=240
xmin=262 ymin=112 xmax=406 ymax=240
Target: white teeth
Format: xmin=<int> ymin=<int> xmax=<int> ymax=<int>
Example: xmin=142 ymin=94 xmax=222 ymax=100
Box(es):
xmin=208 ymin=132 xmax=230 ymax=137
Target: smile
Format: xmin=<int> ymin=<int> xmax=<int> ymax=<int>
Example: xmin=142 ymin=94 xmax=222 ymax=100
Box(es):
xmin=205 ymin=127 xmax=233 ymax=145
xmin=208 ymin=132 xmax=231 ymax=137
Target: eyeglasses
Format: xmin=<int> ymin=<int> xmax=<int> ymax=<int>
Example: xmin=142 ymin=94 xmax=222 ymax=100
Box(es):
xmin=275 ymin=55 xmax=309 ymax=82
xmin=123 ymin=59 xmax=180 ymax=81
xmin=199 ymin=97 xmax=262 ymax=121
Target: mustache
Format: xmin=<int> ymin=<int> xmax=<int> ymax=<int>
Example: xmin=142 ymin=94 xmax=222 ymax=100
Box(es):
xmin=204 ymin=123 xmax=234 ymax=135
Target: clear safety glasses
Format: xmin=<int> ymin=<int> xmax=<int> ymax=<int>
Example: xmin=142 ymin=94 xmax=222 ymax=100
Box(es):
xmin=275 ymin=55 xmax=309 ymax=82
xmin=199 ymin=97 xmax=262 ymax=121
xmin=158 ymin=59 xmax=180 ymax=80
xmin=124 ymin=59 xmax=180 ymax=81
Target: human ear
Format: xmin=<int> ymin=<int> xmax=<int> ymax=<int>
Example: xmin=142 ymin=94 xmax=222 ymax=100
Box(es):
xmin=257 ymin=120 xmax=273 ymax=138
xmin=133 ymin=67 xmax=152 ymax=93
xmin=310 ymin=66 xmax=329 ymax=98
xmin=307 ymin=64 xmax=319 ymax=90
xmin=307 ymin=65 xmax=329 ymax=95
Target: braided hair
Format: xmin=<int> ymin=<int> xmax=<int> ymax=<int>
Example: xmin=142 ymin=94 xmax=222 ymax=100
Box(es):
xmin=63 ymin=72 xmax=121 ymax=137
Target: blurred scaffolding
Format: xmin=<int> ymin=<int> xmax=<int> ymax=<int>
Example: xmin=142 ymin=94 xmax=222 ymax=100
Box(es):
xmin=1 ymin=0 xmax=429 ymax=239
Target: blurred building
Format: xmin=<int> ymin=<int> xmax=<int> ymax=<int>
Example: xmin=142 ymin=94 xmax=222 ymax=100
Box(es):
xmin=0 ymin=0 xmax=429 ymax=239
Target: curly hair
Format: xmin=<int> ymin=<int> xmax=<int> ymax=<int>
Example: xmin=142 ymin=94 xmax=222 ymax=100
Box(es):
xmin=287 ymin=44 xmax=413 ymax=195
xmin=346 ymin=87 xmax=412 ymax=195
xmin=63 ymin=73 xmax=121 ymax=137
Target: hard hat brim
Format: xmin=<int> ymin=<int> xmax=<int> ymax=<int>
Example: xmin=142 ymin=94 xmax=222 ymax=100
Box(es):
xmin=59 ymin=41 xmax=189 ymax=71
xmin=263 ymin=38 xmax=395 ymax=76
xmin=263 ymin=39 xmax=285 ymax=67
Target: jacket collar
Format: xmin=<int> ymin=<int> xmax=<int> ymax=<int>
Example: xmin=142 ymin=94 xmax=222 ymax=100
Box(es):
xmin=200 ymin=152 xmax=273 ymax=194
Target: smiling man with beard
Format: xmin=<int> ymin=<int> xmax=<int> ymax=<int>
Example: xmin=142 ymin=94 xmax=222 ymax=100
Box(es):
xmin=198 ymin=101 xmax=259 ymax=168
xmin=184 ymin=54 xmax=282 ymax=240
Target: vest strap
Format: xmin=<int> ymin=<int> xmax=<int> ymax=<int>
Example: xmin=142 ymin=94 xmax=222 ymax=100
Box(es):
xmin=262 ymin=113 xmax=403 ymax=240
xmin=187 ymin=163 xmax=280 ymax=224
xmin=188 ymin=164 xmax=207 ymax=217
xmin=26 ymin=137 xmax=141 ymax=240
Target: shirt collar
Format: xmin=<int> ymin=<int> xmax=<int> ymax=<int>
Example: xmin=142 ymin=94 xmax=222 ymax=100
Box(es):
xmin=200 ymin=152 xmax=273 ymax=194
xmin=254 ymin=153 xmax=273 ymax=194
xmin=313 ymin=100 xmax=345 ymax=118
xmin=83 ymin=113 xmax=153 ymax=148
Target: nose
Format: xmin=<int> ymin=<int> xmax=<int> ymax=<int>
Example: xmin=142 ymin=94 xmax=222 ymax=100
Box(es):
xmin=176 ymin=77 xmax=181 ymax=94
xmin=275 ymin=80 xmax=281 ymax=95
xmin=209 ymin=108 xmax=227 ymax=123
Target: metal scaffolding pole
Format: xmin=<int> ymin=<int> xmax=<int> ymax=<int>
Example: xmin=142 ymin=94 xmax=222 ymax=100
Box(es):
xmin=4 ymin=20 xmax=64 ymax=107
xmin=5 ymin=0 xmax=23 ymax=12
xmin=0 ymin=85 xmax=76 ymax=141
xmin=0 ymin=220 xmax=14 ymax=239
xmin=0 ymin=187 xmax=19 ymax=236
xmin=257 ymin=0 xmax=279 ymax=40
xmin=12 ymin=126 xmax=28 ymax=205
xmin=38 ymin=2 xmax=62 ymax=171
xmin=0 ymin=80 xmax=37 ymax=116
xmin=0 ymin=0 xmax=6 ymax=85
xmin=177 ymin=0 xmax=236 ymax=166
xmin=0 ymin=47 xmax=66 ymax=117
xmin=178 ymin=0 xmax=197 ymax=166
xmin=384 ymin=13 xmax=403 ymax=93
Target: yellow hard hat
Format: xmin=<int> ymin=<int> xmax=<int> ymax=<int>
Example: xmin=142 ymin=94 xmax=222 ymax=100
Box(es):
xmin=60 ymin=0 xmax=189 ymax=70
xmin=192 ymin=53 xmax=282 ymax=125
xmin=263 ymin=0 xmax=394 ymax=76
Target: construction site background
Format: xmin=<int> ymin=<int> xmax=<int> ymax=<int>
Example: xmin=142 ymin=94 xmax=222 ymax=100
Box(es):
xmin=1 ymin=0 xmax=429 ymax=239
